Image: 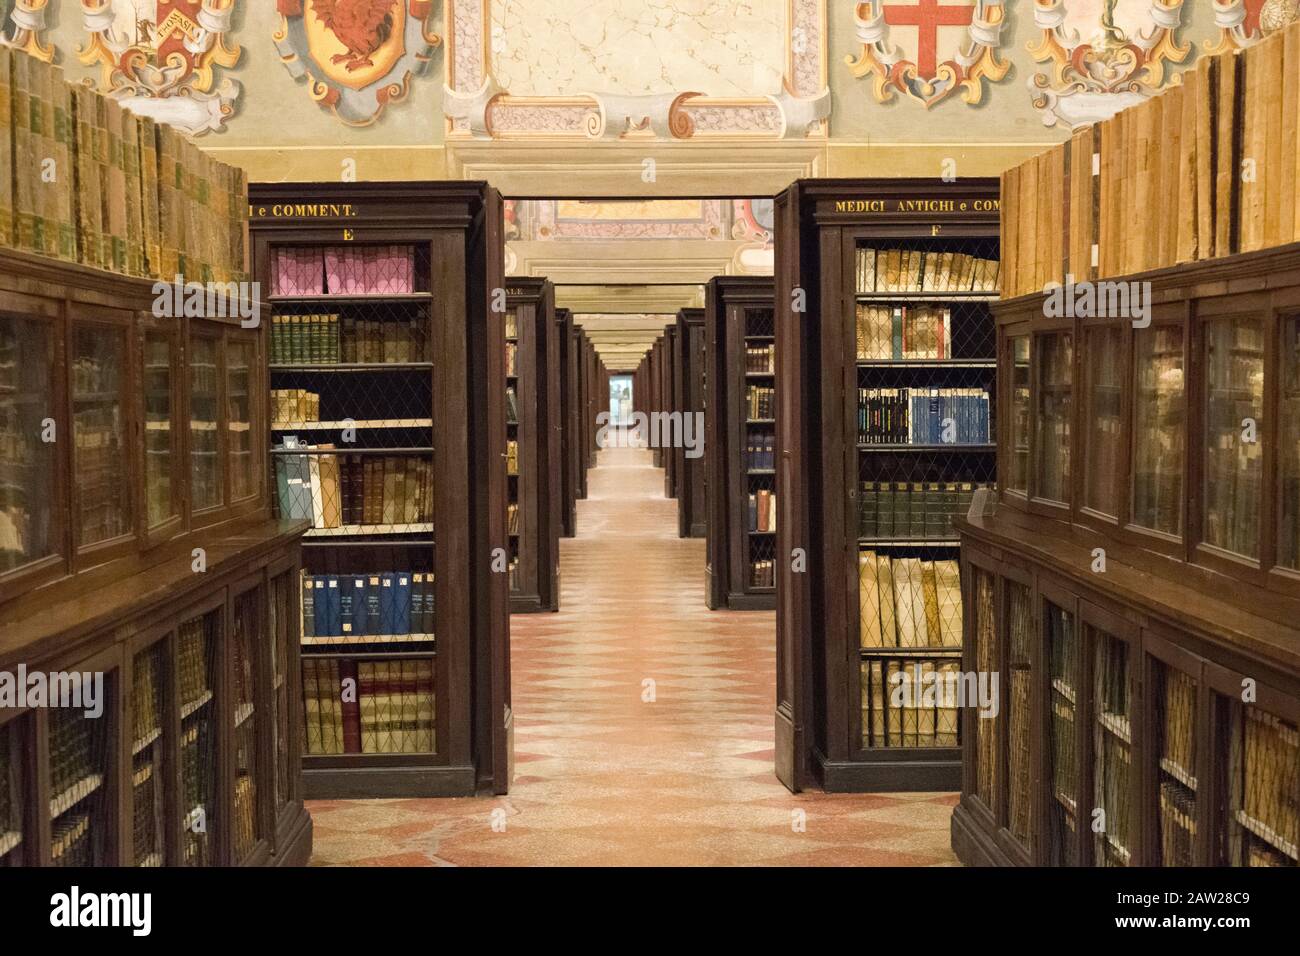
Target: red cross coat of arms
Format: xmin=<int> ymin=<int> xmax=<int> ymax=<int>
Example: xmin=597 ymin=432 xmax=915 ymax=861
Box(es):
xmin=847 ymin=0 xmax=1009 ymax=108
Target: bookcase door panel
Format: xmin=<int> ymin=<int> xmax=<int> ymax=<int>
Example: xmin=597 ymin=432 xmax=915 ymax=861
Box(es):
xmin=178 ymin=605 xmax=220 ymax=866
xmin=970 ymin=566 xmax=998 ymax=814
xmin=1205 ymin=666 xmax=1299 ymax=867
xmin=0 ymin=311 xmax=61 ymax=580
xmin=0 ymin=714 xmax=30 ymax=866
xmin=1145 ymin=635 xmax=1203 ymax=867
xmin=141 ymin=327 xmax=182 ymax=540
xmin=230 ymin=581 xmax=265 ymax=862
xmin=1131 ymin=323 xmax=1187 ymax=540
xmin=129 ymin=637 xmax=168 ymax=867
xmin=1005 ymin=579 xmax=1035 ymax=854
xmin=1276 ymin=310 xmax=1300 ymax=571
xmin=1088 ymin=617 xmax=1137 ymax=867
xmin=189 ymin=331 xmax=223 ymax=516
xmin=71 ymin=319 xmax=134 ymax=552
xmin=1044 ymin=596 xmax=1081 ymax=866
xmin=48 ymin=665 xmax=118 ymax=867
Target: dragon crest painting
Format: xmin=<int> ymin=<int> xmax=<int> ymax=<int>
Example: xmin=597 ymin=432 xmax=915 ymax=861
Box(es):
xmin=274 ymin=0 xmax=440 ymax=125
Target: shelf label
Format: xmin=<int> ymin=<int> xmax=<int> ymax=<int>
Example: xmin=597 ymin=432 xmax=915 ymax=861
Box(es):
xmin=831 ymin=198 xmax=1000 ymax=214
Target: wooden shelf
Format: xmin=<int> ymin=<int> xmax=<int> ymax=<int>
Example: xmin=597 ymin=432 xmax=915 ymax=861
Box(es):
xmin=269 ymin=293 xmax=432 ymax=304
xmin=272 ymin=419 xmax=433 ymax=430
xmin=856 ymin=291 xmax=998 ymax=302
xmin=303 ymin=523 xmax=433 ymax=537
xmin=301 ymin=633 xmax=435 ymax=647
xmin=49 ymin=773 xmax=104 ymax=818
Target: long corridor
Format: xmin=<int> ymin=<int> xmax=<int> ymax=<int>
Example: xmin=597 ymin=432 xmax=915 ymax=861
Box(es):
xmin=308 ymin=447 xmax=957 ymax=865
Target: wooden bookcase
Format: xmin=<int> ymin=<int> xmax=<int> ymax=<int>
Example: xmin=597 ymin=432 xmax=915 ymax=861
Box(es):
xmin=506 ymin=278 xmax=560 ymax=613
xmin=953 ymin=242 xmax=1300 ymax=868
xmin=675 ymin=307 xmax=707 ymax=538
xmin=772 ymin=179 xmax=1001 ymax=791
xmin=574 ymin=327 xmax=591 ymax=496
xmin=557 ymin=308 xmax=578 ymax=538
xmin=249 ymin=182 xmax=511 ymax=798
xmin=705 ymin=276 xmax=777 ymax=610
xmin=648 ymin=334 xmax=664 ymax=468
xmin=0 ymin=247 xmax=311 ymax=866
xmin=662 ymin=325 xmax=679 ymax=498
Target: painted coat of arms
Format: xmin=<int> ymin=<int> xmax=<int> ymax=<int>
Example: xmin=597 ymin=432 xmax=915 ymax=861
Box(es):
xmin=1209 ymin=0 xmax=1299 ymax=52
xmin=1028 ymin=0 xmax=1190 ymax=129
xmin=1 ymin=1 xmax=53 ymax=61
xmin=274 ymin=1 xmax=440 ymax=126
xmin=78 ymin=1 xmax=242 ymax=135
xmin=846 ymin=0 xmax=1010 ymax=108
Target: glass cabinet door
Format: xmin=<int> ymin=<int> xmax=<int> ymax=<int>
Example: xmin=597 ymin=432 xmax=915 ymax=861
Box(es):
xmin=1132 ymin=326 xmax=1185 ymax=537
xmin=142 ymin=332 xmax=178 ymax=531
xmin=1035 ymin=333 xmax=1073 ymax=504
xmin=231 ymin=587 xmax=262 ymax=861
xmin=1045 ymin=601 xmax=1079 ymax=865
xmin=189 ymin=334 xmax=222 ymax=513
xmin=1151 ymin=656 xmax=1198 ymax=865
xmin=226 ymin=337 xmax=255 ymax=502
xmin=1008 ymin=336 xmax=1030 ymax=494
xmin=1082 ymin=327 xmax=1121 ymax=517
xmin=130 ymin=641 xmax=166 ymax=866
xmin=72 ymin=323 xmax=132 ymax=547
xmin=0 ymin=720 xmax=24 ymax=865
xmin=1203 ymin=316 xmax=1264 ymax=558
xmin=1279 ymin=313 xmax=1300 ymax=570
xmin=1093 ymin=628 xmax=1134 ymax=866
xmin=0 ymin=314 xmax=57 ymax=574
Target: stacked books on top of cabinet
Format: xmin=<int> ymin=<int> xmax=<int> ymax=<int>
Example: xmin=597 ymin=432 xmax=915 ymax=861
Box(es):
xmin=0 ymin=46 xmax=247 ymax=281
xmin=1000 ymin=20 xmax=1300 ymax=297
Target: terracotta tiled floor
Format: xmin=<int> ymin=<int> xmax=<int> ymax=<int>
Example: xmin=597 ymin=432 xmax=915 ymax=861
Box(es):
xmin=308 ymin=446 xmax=959 ymax=866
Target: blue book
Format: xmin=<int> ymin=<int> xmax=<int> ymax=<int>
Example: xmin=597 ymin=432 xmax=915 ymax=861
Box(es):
xmin=274 ymin=453 xmax=292 ymax=520
xmin=365 ymin=575 xmax=383 ymax=635
xmin=378 ymin=574 xmax=396 ymax=636
xmin=301 ymin=576 xmax=316 ymax=637
xmin=339 ymin=576 xmax=356 ymax=636
xmin=348 ymin=576 xmax=369 ymax=637
xmin=411 ymin=574 xmax=425 ymax=637
xmin=323 ymin=576 xmax=342 ymax=637
xmin=393 ymin=573 xmax=412 ymax=635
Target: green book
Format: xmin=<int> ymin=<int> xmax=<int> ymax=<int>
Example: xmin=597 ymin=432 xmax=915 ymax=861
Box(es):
xmin=942 ymin=482 xmax=960 ymax=538
xmin=909 ymin=482 xmax=926 ymax=538
xmin=892 ymin=482 xmax=909 ymax=540
xmin=861 ymin=481 xmax=877 ymax=538
xmin=926 ymin=482 xmax=946 ymax=539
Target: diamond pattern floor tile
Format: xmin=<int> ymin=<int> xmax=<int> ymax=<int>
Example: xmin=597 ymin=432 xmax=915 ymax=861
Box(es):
xmin=308 ymin=446 xmax=958 ymax=866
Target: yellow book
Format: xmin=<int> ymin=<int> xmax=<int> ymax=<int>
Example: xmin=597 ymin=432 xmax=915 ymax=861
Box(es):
xmin=138 ymin=115 xmax=161 ymax=278
xmin=358 ymin=661 xmax=378 ymax=753
xmin=417 ymin=658 xmax=436 ymax=752
xmin=302 ymin=657 xmax=324 ymax=755
xmin=1283 ymin=23 xmax=1300 ymax=244
xmin=936 ymin=661 xmax=960 ymax=746
xmin=917 ymin=661 xmax=937 ymax=746
xmin=921 ymin=559 xmax=942 ymax=647
xmin=1001 ymin=163 xmax=1018 ymax=297
xmin=886 ymin=660 xmax=902 ymax=746
xmin=859 ymin=550 xmax=883 ymax=647
xmin=875 ymin=553 xmax=897 ymax=647
xmin=0 ymin=47 xmax=11 ymax=246
xmin=1215 ymin=49 xmax=1238 ymax=258
xmin=936 ymin=559 xmax=963 ymax=647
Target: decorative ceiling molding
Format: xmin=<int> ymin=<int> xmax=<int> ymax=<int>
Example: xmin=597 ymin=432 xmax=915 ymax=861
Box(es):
xmin=558 ymin=284 xmax=705 ymax=314
xmin=443 ymin=0 xmax=830 ymax=141
xmin=446 ymin=139 xmax=825 ymax=197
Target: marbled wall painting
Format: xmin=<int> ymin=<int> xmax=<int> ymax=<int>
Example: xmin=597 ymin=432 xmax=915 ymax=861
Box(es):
xmin=1027 ymin=0 xmax=1190 ymax=129
xmin=273 ymin=0 xmax=441 ymax=126
xmin=490 ymin=0 xmax=787 ymax=97
xmin=0 ymin=0 xmax=53 ymax=61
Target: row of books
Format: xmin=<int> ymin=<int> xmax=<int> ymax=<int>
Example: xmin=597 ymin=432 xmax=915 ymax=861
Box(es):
xmin=507 ymin=502 xmax=520 ymax=535
xmin=131 ymin=761 xmax=161 ymax=866
xmin=131 ymin=649 xmax=163 ymax=747
xmin=73 ymin=404 xmax=130 ymax=545
xmin=302 ymin=658 xmax=435 ymax=755
xmin=745 ymin=431 xmax=776 ymax=471
xmin=270 ymin=389 xmax=322 ymax=425
xmin=180 ymin=719 xmax=213 ymax=866
xmin=857 ymin=387 xmax=990 ymax=445
xmin=745 ymin=344 xmax=775 ymax=373
xmin=303 ymin=572 xmax=435 ymax=639
xmin=507 ymin=439 xmax=519 ymax=475
xmin=49 ymin=709 xmax=99 ymax=805
xmin=51 ymin=814 xmax=93 ymax=866
xmin=859 ymin=481 xmax=991 ymax=540
xmin=273 ymin=245 xmax=419 ymax=297
xmin=0 ymin=47 xmax=246 ymax=281
xmin=856 ymin=305 xmax=961 ymax=361
xmin=855 ymin=247 xmax=999 ymax=295
xmin=233 ymin=774 xmax=257 ymax=860
xmin=1238 ymin=707 xmax=1300 ymax=864
xmin=746 ymin=385 xmax=775 ymax=420
xmin=747 ymin=490 xmax=777 ymax=533
xmin=1002 ymin=21 xmax=1300 ymax=296
xmin=273 ymin=443 xmax=434 ymax=528
xmin=860 ymin=659 xmax=960 ymax=748
xmin=178 ymin=617 xmax=213 ymax=712
xmin=269 ymin=313 xmax=429 ymax=365
xmin=858 ymin=551 xmax=962 ymax=648
xmin=749 ymin=558 xmax=775 ymax=589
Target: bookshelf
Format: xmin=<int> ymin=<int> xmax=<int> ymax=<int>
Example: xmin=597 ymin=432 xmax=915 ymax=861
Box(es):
xmin=662 ymin=325 xmax=679 ymax=499
xmin=0 ymin=247 xmax=311 ymax=867
xmin=705 ymin=276 xmax=776 ymax=610
xmin=772 ymin=179 xmax=1000 ymax=792
xmin=557 ymin=308 xmax=578 ymax=538
xmin=953 ymin=239 xmax=1300 ymax=867
xmin=675 ymin=308 xmax=707 ymax=538
xmin=250 ymin=182 xmax=512 ymax=798
xmin=506 ymin=279 xmax=561 ymax=613
xmin=646 ymin=333 xmax=664 ymax=467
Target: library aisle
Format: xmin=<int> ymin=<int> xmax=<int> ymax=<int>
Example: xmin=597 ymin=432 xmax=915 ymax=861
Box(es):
xmin=308 ymin=446 xmax=956 ymax=866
